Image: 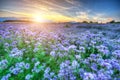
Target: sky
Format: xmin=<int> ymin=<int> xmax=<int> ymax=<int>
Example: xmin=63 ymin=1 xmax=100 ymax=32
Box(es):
xmin=0 ymin=0 xmax=120 ymax=22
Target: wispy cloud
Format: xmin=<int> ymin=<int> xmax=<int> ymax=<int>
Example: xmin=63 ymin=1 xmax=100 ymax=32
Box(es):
xmin=0 ymin=9 xmax=33 ymax=17
xmin=65 ymin=0 xmax=78 ymax=5
xmin=0 ymin=0 xmax=119 ymax=22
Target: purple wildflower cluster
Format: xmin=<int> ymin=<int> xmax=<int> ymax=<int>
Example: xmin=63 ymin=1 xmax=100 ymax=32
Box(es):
xmin=0 ymin=23 xmax=120 ymax=80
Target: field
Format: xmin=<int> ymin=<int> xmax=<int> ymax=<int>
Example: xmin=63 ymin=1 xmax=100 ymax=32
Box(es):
xmin=0 ymin=22 xmax=120 ymax=80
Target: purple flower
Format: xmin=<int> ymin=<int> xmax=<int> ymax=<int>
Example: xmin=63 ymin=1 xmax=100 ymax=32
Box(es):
xmin=25 ymin=74 xmax=33 ymax=80
xmin=72 ymin=60 xmax=79 ymax=68
xmin=9 ymin=48 xmax=23 ymax=57
xmin=34 ymin=61 xmax=40 ymax=67
xmin=45 ymin=67 xmax=51 ymax=73
xmin=101 ymin=62 xmax=112 ymax=69
xmin=68 ymin=45 xmax=76 ymax=50
xmin=50 ymin=51 xmax=56 ymax=57
xmin=91 ymin=63 xmax=98 ymax=71
xmin=11 ymin=67 xmax=21 ymax=75
xmin=83 ymin=72 xmax=96 ymax=80
xmin=44 ymin=73 xmax=50 ymax=79
xmin=1 ymin=74 xmax=11 ymax=80
xmin=0 ymin=59 xmax=8 ymax=69
xmin=1 ymin=76 xmax=8 ymax=80
xmin=4 ymin=43 xmax=10 ymax=47
xmin=79 ymin=46 xmax=85 ymax=53
xmin=112 ymin=50 xmax=120 ymax=58
xmin=111 ymin=62 xmax=120 ymax=71
xmin=75 ymin=55 xmax=81 ymax=59
xmin=96 ymin=45 xmax=110 ymax=55
xmin=50 ymin=72 xmax=55 ymax=76
xmin=25 ymin=63 xmax=30 ymax=69
xmin=33 ymin=47 xmax=39 ymax=52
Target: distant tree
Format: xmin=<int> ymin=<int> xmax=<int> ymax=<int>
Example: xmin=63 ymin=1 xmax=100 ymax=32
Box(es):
xmin=82 ymin=21 xmax=88 ymax=23
xmin=64 ymin=24 xmax=70 ymax=28
xmin=3 ymin=20 xmax=31 ymax=22
xmin=109 ymin=20 xmax=115 ymax=23
xmin=116 ymin=21 xmax=120 ymax=23
xmin=94 ymin=22 xmax=98 ymax=24
xmin=89 ymin=21 xmax=93 ymax=23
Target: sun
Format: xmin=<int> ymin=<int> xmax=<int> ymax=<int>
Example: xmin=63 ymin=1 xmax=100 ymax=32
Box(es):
xmin=32 ymin=15 xmax=44 ymax=22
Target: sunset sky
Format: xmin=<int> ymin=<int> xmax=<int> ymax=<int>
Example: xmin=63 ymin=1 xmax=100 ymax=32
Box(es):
xmin=0 ymin=0 xmax=120 ymax=22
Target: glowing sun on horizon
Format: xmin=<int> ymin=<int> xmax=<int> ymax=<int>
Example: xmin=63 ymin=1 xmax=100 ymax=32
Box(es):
xmin=32 ymin=15 xmax=44 ymax=22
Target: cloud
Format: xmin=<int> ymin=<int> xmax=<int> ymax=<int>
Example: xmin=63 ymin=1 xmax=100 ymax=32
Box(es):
xmin=65 ymin=0 xmax=76 ymax=5
xmin=75 ymin=11 xmax=90 ymax=22
xmin=0 ymin=0 xmax=83 ymax=22
xmin=77 ymin=12 xmax=88 ymax=19
xmin=91 ymin=13 xmax=114 ymax=23
xmin=0 ymin=0 xmax=119 ymax=22
xmin=23 ymin=0 xmax=71 ymax=11
xmin=0 ymin=9 xmax=32 ymax=17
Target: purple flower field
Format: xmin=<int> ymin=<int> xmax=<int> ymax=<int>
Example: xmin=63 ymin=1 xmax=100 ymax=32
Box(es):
xmin=0 ymin=23 xmax=120 ymax=80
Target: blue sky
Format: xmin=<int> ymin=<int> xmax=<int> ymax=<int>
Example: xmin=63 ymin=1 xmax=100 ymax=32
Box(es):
xmin=0 ymin=0 xmax=120 ymax=22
